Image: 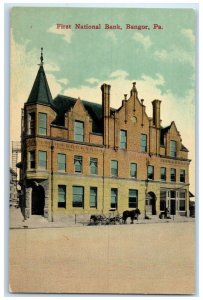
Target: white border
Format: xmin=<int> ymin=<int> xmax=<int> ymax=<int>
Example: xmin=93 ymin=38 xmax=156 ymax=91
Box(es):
xmin=2 ymin=1 xmax=201 ymax=300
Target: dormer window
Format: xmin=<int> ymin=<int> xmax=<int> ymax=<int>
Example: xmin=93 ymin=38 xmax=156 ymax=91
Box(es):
xmin=38 ymin=113 xmax=47 ymax=135
xmin=74 ymin=121 xmax=84 ymax=142
xmin=28 ymin=112 xmax=35 ymax=135
xmin=170 ymin=140 xmax=177 ymax=157
xmin=120 ymin=130 xmax=127 ymax=149
xmin=141 ymin=134 xmax=147 ymax=152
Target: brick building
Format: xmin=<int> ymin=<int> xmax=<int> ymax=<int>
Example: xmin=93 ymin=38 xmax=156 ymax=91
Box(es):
xmin=10 ymin=168 xmax=18 ymax=207
xmin=18 ymin=53 xmax=191 ymax=221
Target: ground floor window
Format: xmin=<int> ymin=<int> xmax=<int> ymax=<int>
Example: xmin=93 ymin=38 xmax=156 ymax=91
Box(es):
xmin=111 ymin=188 xmax=118 ymax=209
xmin=90 ymin=187 xmax=97 ymax=208
xmin=129 ymin=189 xmax=138 ymax=208
xmin=179 ymin=190 xmax=186 ymax=211
xmin=160 ymin=190 xmax=167 ymax=210
xmin=73 ymin=186 xmax=84 ymax=208
xmin=58 ymin=185 xmax=66 ymax=208
xmin=160 ymin=189 xmax=186 ymax=213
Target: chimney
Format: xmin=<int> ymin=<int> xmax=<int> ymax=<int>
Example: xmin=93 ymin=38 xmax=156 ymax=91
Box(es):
xmin=152 ymin=100 xmax=161 ymax=128
xmin=101 ymin=83 xmax=111 ymax=146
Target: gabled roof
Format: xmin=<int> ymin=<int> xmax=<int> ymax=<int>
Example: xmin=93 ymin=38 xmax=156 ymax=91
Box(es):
xmin=52 ymin=94 xmax=115 ymax=134
xmin=160 ymin=125 xmax=171 ymax=145
xmin=26 ymin=65 xmax=55 ymax=107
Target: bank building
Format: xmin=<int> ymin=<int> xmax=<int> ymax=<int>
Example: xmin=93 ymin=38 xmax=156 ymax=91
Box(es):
xmin=18 ymin=50 xmax=191 ymax=221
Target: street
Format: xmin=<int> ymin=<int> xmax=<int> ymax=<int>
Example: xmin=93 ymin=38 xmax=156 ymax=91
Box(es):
xmin=9 ymin=222 xmax=195 ymax=294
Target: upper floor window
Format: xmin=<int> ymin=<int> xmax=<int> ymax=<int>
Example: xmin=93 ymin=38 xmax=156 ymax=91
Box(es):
xmin=170 ymin=168 xmax=176 ymax=182
xmin=74 ymin=121 xmax=84 ymax=142
xmin=38 ymin=151 xmax=47 ymax=170
xmin=38 ymin=113 xmax=47 ymax=135
xmin=147 ymin=165 xmax=154 ymax=180
xmin=111 ymin=160 xmax=118 ymax=177
xmin=120 ymin=130 xmax=127 ymax=149
xmin=58 ymin=153 xmax=66 ymax=172
xmin=90 ymin=158 xmax=98 ymax=175
xmin=141 ymin=134 xmax=147 ymax=152
xmin=74 ymin=155 xmax=82 ymax=173
xmin=28 ymin=151 xmax=35 ymax=169
xmin=180 ymin=169 xmax=185 ymax=183
xmin=130 ymin=163 xmax=137 ymax=178
xmin=28 ymin=112 xmax=35 ymax=135
xmin=160 ymin=167 xmax=166 ymax=181
xmin=170 ymin=140 xmax=177 ymax=157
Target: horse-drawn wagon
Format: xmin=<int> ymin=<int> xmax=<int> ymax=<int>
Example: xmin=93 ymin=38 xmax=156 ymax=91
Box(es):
xmin=89 ymin=208 xmax=141 ymax=226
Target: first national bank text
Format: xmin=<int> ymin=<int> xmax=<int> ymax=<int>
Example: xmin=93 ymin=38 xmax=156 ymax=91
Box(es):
xmin=56 ymin=23 xmax=163 ymax=30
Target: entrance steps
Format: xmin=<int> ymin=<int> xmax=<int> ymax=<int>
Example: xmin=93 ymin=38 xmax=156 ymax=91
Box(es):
xmin=23 ymin=215 xmax=49 ymax=227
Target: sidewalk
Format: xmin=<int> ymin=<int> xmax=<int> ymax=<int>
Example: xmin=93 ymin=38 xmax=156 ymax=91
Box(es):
xmin=9 ymin=207 xmax=195 ymax=229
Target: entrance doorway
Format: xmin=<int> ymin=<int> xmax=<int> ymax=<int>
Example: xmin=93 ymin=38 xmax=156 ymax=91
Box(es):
xmin=146 ymin=192 xmax=156 ymax=215
xmin=31 ymin=185 xmax=45 ymax=215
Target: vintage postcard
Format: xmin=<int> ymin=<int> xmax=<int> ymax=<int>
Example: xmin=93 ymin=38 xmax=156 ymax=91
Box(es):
xmin=9 ymin=6 xmax=196 ymax=295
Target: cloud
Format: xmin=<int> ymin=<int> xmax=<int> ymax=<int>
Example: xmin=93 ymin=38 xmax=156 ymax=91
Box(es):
xmin=154 ymin=47 xmax=194 ymax=67
xmin=85 ymin=78 xmax=100 ymax=85
xmin=47 ymin=24 xmax=73 ymax=43
xmin=105 ymin=31 xmax=117 ymax=43
xmin=181 ymin=29 xmax=195 ymax=44
xmin=109 ymin=70 xmax=129 ymax=80
xmin=132 ymin=32 xmax=152 ymax=50
xmin=58 ymin=78 xmax=69 ymax=85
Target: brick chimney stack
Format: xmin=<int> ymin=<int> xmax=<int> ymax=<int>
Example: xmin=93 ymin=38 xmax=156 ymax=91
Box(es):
xmin=152 ymin=99 xmax=161 ymax=128
xmin=101 ymin=83 xmax=111 ymax=147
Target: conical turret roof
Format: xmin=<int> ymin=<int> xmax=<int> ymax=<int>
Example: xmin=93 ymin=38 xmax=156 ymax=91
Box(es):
xmin=26 ymin=64 xmax=53 ymax=106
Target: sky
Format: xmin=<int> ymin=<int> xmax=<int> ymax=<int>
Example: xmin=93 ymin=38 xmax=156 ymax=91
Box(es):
xmin=10 ymin=6 xmax=195 ymax=193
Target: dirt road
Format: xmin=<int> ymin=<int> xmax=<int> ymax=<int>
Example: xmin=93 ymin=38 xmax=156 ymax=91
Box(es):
xmin=9 ymin=222 xmax=195 ymax=294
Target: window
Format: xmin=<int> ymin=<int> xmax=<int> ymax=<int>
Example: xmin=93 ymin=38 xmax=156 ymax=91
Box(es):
xmin=28 ymin=112 xmax=35 ymax=135
xmin=180 ymin=169 xmax=185 ymax=183
xmin=130 ymin=163 xmax=137 ymax=178
xmin=141 ymin=134 xmax=147 ymax=152
xmin=28 ymin=151 xmax=35 ymax=169
xmin=170 ymin=168 xmax=176 ymax=182
xmin=73 ymin=186 xmax=84 ymax=208
xmin=160 ymin=167 xmax=166 ymax=181
xmin=111 ymin=188 xmax=118 ymax=209
xmin=179 ymin=190 xmax=186 ymax=211
xmin=170 ymin=140 xmax=177 ymax=157
xmin=120 ymin=130 xmax=127 ymax=149
xmin=58 ymin=154 xmax=66 ymax=172
xmin=74 ymin=121 xmax=84 ymax=142
xmin=129 ymin=189 xmax=138 ymax=208
xmin=90 ymin=158 xmax=98 ymax=175
xmin=58 ymin=185 xmax=66 ymax=208
xmin=170 ymin=190 xmax=176 ymax=199
xmin=38 ymin=151 xmax=47 ymax=170
xmin=90 ymin=187 xmax=97 ymax=208
xmin=111 ymin=160 xmax=118 ymax=177
xmin=38 ymin=113 xmax=47 ymax=135
xmin=74 ymin=155 xmax=82 ymax=173
xmin=147 ymin=165 xmax=154 ymax=180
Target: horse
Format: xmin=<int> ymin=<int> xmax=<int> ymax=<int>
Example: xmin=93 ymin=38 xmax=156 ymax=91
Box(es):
xmin=122 ymin=209 xmax=141 ymax=224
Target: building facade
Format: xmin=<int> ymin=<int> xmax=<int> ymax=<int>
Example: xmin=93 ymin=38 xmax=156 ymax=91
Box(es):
xmin=19 ymin=54 xmax=191 ymax=221
xmin=10 ymin=168 xmax=18 ymax=207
